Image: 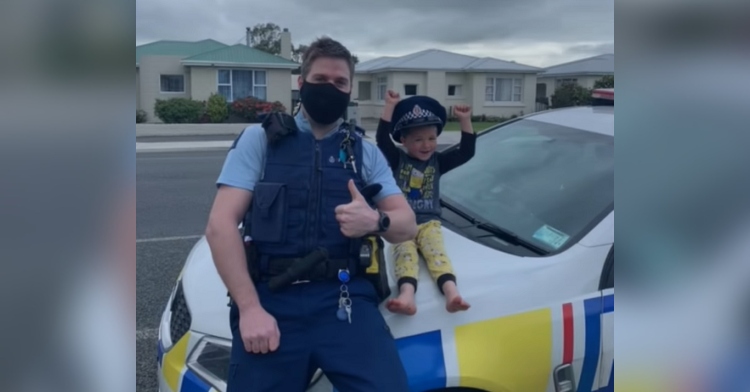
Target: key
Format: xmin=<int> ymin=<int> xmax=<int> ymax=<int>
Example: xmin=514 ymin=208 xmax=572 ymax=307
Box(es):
xmin=345 ymin=304 xmax=352 ymax=324
xmin=345 ymin=144 xmax=357 ymax=174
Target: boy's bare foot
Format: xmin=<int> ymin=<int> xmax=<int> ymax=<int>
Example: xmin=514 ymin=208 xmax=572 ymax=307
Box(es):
xmin=442 ymin=281 xmax=470 ymax=313
xmin=446 ymin=294 xmax=471 ymax=313
xmin=386 ymin=284 xmax=417 ymax=315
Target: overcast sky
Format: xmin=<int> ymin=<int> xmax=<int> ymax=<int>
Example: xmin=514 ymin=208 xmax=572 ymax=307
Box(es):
xmin=136 ymin=0 xmax=613 ymax=67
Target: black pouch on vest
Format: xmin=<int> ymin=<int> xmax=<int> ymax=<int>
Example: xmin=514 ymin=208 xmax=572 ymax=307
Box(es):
xmin=250 ymin=182 xmax=287 ymax=243
xmin=262 ymin=112 xmax=299 ymax=146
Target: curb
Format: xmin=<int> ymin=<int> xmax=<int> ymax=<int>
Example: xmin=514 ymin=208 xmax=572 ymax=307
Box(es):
xmin=136 ymin=146 xmax=231 ymax=154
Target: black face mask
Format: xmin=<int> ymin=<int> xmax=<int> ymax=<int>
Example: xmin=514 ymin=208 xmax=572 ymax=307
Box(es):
xmin=300 ymin=81 xmax=350 ymax=125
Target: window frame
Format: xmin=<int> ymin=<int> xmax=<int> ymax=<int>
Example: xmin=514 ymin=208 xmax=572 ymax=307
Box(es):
xmin=160 ymin=74 xmax=185 ymax=94
xmin=376 ymin=76 xmax=388 ymax=101
xmin=485 ymin=77 xmax=524 ymax=103
xmin=216 ymin=69 xmax=268 ymax=103
xmin=403 ymin=84 xmax=418 ymax=97
xmin=358 ymin=81 xmax=372 ymax=101
xmin=448 ymin=84 xmax=463 ymax=98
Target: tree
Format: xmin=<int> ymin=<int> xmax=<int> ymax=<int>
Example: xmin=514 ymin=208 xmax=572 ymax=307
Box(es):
xmin=247 ymin=23 xmax=282 ymax=55
xmin=248 ymin=23 xmax=360 ymax=65
xmin=594 ymin=75 xmax=614 ymax=89
xmin=550 ymin=84 xmax=593 ymax=108
xmin=292 ymin=44 xmax=308 ymax=63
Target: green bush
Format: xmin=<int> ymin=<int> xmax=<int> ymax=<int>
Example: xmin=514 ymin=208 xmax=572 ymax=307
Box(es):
xmin=551 ymin=84 xmax=593 ymax=108
xmin=136 ymin=110 xmax=147 ymax=123
xmin=594 ymin=75 xmax=614 ymax=89
xmin=206 ymin=93 xmax=229 ymax=123
xmin=154 ymin=98 xmax=205 ymax=124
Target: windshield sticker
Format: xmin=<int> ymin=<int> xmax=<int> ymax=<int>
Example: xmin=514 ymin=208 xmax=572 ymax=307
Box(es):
xmin=532 ymin=225 xmax=570 ymax=249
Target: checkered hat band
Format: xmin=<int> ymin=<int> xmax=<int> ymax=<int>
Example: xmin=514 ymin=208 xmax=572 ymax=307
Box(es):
xmin=394 ymin=108 xmax=441 ymax=131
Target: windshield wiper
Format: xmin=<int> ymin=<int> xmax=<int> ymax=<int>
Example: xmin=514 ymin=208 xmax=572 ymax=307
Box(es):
xmin=474 ymin=221 xmax=549 ymax=255
xmin=441 ymin=199 xmax=549 ymax=255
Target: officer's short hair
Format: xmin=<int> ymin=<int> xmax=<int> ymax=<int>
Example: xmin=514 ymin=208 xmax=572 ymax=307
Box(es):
xmin=301 ymin=37 xmax=355 ymax=82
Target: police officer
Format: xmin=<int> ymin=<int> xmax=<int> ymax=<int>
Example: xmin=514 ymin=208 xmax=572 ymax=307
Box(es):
xmin=205 ymin=36 xmax=417 ymax=392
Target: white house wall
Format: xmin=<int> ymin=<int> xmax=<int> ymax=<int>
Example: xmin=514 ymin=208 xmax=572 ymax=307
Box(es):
xmin=139 ymin=55 xmax=192 ymax=123
xmin=425 ymin=71 xmax=446 ymax=99
xmin=391 ymin=71 xmax=428 ymax=97
xmin=266 ymin=69 xmax=294 ymax=112
xmin=189 ymin=67 xmax=216 ymax=103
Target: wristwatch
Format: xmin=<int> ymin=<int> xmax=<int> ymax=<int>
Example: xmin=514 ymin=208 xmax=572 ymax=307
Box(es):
xmin=377 ymin=210 xmax=391 ymax=233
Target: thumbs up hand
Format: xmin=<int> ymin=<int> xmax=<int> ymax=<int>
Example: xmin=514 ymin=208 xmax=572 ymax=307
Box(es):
xmin=335 ymin=179 xmax=380 ymax=238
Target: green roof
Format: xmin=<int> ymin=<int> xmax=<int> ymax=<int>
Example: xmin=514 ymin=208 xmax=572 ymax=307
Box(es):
xmin=181 ymin=44 xmax=298 ymax=68
xmin=136 ymin=39 xmax=227 ymax=65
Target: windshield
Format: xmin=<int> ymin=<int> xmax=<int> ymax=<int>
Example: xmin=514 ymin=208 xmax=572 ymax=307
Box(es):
xmin=441 ymin=118 xmax=614 ymax=253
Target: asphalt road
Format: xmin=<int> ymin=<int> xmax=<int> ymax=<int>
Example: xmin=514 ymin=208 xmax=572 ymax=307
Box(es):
xmin=137 ymin=150 xmax=226 ymax=392
xmin=136 ymin=145 xmax=451 ymax=391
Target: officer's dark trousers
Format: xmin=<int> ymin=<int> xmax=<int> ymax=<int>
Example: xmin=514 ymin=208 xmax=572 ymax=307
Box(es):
xmin=227 ymin=276 xmax=410 ymax=392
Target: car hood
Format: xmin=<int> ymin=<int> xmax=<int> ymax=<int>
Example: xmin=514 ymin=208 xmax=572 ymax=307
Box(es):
xmin=180 ymin=226 xmax=610 ymax=340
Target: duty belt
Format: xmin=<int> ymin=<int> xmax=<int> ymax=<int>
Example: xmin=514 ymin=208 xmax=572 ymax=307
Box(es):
xmin=260 ymin=248 xmax=353 ymax=292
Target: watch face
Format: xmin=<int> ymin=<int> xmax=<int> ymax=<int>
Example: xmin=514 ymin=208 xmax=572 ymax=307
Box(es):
xmin=380 ymin=212 xmax=390 ymax=229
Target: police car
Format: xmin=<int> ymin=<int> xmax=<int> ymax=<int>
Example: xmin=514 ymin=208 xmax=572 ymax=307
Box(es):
xmin=156 ymin=89 xmax=615 ymax=392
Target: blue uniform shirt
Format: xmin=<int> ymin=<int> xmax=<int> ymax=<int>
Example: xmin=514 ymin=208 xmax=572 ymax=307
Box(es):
xmin=216 ymin=111 xmax=402 ymax=203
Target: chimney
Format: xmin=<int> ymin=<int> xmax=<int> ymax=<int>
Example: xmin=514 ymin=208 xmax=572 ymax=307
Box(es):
xmin=246 ymin=27 xmax=251 ymax=47
xmin=280 ymin=28 xmax=292 ymax=60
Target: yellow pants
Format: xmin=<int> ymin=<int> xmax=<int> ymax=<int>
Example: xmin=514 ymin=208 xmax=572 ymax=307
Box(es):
xmin=393 ymin=220 xmax=454 ymax=289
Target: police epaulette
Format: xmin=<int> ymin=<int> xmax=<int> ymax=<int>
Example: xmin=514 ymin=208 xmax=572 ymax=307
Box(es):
xmin=262 ymin=112 xmax=299 ymax=145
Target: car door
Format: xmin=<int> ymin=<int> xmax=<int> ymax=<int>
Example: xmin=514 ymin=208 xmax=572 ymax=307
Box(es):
xmin=549 ymin=246 xmax=613 ymax=392
xmin=598 ymin=247 xmax=614 ymax=392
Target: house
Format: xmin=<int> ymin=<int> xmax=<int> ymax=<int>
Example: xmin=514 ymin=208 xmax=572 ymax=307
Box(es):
xmin=353 ymin=49 xmax=543 ymax=120
xmin=136 ymin=29 xmax=299 ymax=123
xmin=537 ymin=53 xmax=614 ymax=102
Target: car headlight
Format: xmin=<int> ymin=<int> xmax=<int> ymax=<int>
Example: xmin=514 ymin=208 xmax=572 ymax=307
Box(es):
xmin=187 ymin=337 xmax=325 ymax=391
xmin=187 ymin=337 xmax=232 ymax=391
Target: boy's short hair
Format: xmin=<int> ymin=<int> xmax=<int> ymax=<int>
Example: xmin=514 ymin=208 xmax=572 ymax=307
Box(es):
xmin=301 ymin=37 xmax=355 ymax=81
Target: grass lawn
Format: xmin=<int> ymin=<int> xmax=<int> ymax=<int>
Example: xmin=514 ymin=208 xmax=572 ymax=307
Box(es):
xmin=443 ymin=121 xmax=498 ymax=132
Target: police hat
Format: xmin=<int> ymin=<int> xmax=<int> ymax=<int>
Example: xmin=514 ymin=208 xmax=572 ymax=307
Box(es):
xmin=391 ymin=96 xmax=447 ymax=141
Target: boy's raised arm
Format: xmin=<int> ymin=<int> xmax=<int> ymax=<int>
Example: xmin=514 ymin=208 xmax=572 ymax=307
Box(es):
xmin=376 ymin=90 xmax=402 ymax=168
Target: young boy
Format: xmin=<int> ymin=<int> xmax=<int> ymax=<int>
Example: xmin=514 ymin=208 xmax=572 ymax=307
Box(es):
xmin=376 ymin=90 xmax=477 ymax=315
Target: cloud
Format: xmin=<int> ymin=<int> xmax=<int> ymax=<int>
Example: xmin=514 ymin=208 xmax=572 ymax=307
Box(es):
xmin=137 ymin=0 xmax=613 ymax=67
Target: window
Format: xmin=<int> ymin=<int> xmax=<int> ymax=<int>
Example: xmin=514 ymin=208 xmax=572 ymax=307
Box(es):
xmin=404 ymin=84 xmax=418 ymax=96
xmin=217 ymin=69 xmax=267 ymax=102
xmin=376 ymin=76 xmax=387 ymax=101
xmin=441 ymin=119 xmax=613 ymax=254
xmin=448 ymin=85 xmax=462 ymax=97
xmin=556 ymin=78 xmax=578 ymax=88
xmin=485 ymin=77 xmax=523 ymax=102
xmin=358 ymin=81 xmax=372 ymax=101
xmin=536 ymin=83 xmax=548 ymax=98
xmin=160 ymin=75 xmax=185 ymax=93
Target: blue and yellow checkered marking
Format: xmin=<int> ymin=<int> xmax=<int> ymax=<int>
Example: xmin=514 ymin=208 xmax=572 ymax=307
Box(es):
xmin=395 ymin=330 xmax=447 ymax=391
xmin=181 ymin=369 xmax=212 ymax=392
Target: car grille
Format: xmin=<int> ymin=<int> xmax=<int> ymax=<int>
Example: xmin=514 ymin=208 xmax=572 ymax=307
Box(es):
xmin=170 ymin=281 xmax=191 ymax=343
